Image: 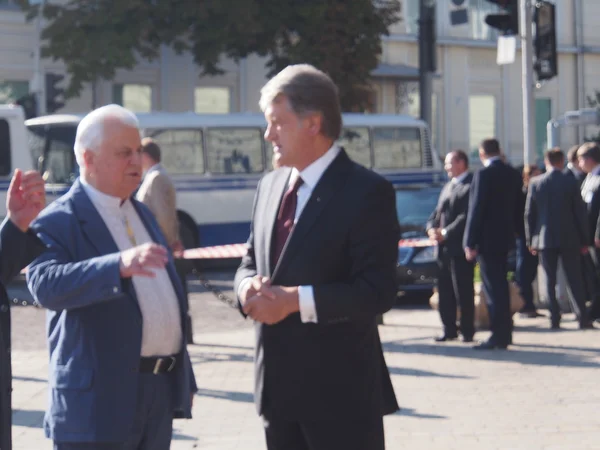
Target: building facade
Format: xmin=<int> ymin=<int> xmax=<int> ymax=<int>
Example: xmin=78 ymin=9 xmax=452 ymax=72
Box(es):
xmin=0 ymin=0 xmax=599 ymax=164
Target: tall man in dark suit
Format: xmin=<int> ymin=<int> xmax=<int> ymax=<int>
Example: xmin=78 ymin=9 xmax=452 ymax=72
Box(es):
xmin=426 ymin=150 xmax=475 ymax=342
xmin=464 ymin=139 xmax=523 ymax=349
xmin=564 ymin=145 xmax=586 ymax=188
xmin=234 ymin=64 xmax=399 ymax=450
xmin=578 ymin=142 xmax=600 ymax=322
xmin=524 ymin=148 xmax=593 ymax=329
xmin=0 ymin=169 xmax=46 ymax=450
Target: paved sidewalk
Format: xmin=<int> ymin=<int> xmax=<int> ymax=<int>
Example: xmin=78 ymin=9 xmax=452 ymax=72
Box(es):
xmin=10 ymin=307 xmax=600 ymax=450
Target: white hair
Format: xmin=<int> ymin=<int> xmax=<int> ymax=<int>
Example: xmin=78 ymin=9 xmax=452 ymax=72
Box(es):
xmin=74 ymin=104 xmax=139 ymax=167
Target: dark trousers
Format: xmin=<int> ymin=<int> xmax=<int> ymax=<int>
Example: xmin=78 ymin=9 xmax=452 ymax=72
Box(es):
xmin=539 ymin=248 xmax=588 ymax=324
xmin=54 ymin=373 xmax=173 ymax=450
xmin=264 ymin=416 xmax=384 ymax=450
xmin=515 ymin=237 xmax=538 ymax=311
xmin=587 ymin=248 xmax=600 ymax=319
xmin=478 ymin=253 xmax=511 ymax=345
xmin=437 ymin=251 xmax=475 ymax=338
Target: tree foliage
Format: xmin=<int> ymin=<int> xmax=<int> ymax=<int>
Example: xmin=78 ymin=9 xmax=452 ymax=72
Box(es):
xmin=19 ymin=0 xmax=401 ymax=111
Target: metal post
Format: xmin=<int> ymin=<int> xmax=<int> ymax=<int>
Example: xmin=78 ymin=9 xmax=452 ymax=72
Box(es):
xmin=32 ymin=0 xmax=47 ymax=116
xmin=419 ymin=0 xmax=436 ymax=129
xmin=521 ymin=0 xmax=535 ymax=165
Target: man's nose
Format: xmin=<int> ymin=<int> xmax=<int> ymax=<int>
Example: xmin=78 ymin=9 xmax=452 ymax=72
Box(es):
xmin=264 ymin=126 xmax=275 ymax=142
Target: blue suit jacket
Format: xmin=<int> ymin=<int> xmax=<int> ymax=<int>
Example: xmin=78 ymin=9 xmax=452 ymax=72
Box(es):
xmin=27 ymin=179 xmax=197 ymax=443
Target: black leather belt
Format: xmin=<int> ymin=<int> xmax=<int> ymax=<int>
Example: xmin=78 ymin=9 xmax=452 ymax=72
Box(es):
xmin=139 ymin=355 xmax=178 ymax=374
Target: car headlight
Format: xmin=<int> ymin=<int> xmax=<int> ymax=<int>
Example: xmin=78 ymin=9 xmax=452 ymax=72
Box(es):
xmin=411 ymin=245 xmax=438 ymax=263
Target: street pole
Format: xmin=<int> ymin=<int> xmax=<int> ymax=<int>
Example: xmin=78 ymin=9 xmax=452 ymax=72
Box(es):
xmin=32 ymin=0 xmax=47 ymax=116
xmin=521 ymin=0 xmax=535 ymax=166
xmin=419 ymin=0 xmax=436 ymax=129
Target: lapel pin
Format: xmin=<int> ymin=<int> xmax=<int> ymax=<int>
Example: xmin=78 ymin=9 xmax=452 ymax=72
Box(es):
xmin=317 ymin=197 xmax=321 ymax=202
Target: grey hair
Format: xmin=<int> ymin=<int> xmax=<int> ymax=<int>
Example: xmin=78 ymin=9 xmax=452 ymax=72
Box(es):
xmin=259 ymin=64 xmax=342 ymax=141
xmin=74 ymin=104 xmax=139 ymax=166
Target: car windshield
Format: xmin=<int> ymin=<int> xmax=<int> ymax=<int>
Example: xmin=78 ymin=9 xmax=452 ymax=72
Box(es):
xmin=396 ymin=186 xmax=443 ymax=238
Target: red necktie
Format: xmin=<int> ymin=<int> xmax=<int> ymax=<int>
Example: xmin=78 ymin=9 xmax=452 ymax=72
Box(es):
xmin=272 ymin=175 xmax=304 ymax=265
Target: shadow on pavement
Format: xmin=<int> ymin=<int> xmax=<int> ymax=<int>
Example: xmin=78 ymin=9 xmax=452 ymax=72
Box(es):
xmin=196 ymin=388 xmax=253 ymax=403
xmin=190 ymin=352 xmax=253 ymax=365
xmin=13 ymin=376 xmax=46 ymax=383
xmin=395 ymin=407 xmax=446 ymax=420
xmin=384 ymin=341 xmax=600 ymax=368
xmin=12 ymin=409 xmax=44 ymax=428
xmin=388 ymin=366 xmax=474 ymax=379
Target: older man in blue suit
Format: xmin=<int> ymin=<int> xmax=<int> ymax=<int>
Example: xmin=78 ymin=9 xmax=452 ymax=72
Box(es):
xmin=27 ymin=104 xmax=197 ymax=450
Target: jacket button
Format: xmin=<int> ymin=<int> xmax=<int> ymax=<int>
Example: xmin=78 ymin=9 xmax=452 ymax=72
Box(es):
xmin=0 ymin=304 xmax=8 ymax=313
xmin=113 ymin=287 xmax=119 ymax=293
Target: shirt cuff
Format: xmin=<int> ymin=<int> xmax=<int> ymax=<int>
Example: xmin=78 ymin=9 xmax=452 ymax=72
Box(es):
xmin=237 ymin=277 xmax=252 ymax=303
xmin=298 ymin=285 xmax=317 ymax=323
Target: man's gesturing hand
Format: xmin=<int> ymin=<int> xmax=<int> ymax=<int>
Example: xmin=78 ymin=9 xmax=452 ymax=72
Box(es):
xmin=239 ymin=275 xmax=275 ymax=306
xmin=119 ymin=243 xmax=169 ymax=278
xmin=7 ymin=169 xmax=46 ymax=232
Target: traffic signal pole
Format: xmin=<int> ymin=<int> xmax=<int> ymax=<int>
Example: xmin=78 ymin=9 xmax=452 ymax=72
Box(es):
xmin=418 ymin=0 xmax=436 ymax=132
xmin=521 ymin=0 xmax=535 ymax=166
xmin=32 ymin=0 xmax=47 ymax=116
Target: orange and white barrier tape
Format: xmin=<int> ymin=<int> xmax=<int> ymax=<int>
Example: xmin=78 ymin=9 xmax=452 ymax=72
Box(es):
xmin=182 ymin=243 xmax=248 ymax=260
xmin=398 ymin=238 xmax=437 ymax=248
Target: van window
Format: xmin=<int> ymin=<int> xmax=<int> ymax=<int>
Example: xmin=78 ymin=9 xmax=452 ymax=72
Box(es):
xmin=0 ymin=119 xmax=11 ymax=176
xmin=150 ymin=130 xmax=205 ymax=174
xmin=373 ymin=127 xmax=422 ymax=169
xmin=338 ymin=127 xmax=371 ymax=168
xmin=206 ymin=128 xmax=264 ymax=174
xmin=27 ymin=124 xmax=77 ymax=184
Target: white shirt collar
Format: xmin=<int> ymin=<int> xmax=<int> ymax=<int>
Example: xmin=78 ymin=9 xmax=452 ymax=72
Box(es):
xmin=592 ymin=165 xmax=600 ymax=176
xmin=567 ymin=162 xmax=582 ymax=175
xmin=80 ymin=177 xmax=128 ymax=212
xmin=451 ymin=171 xmax=469 ymax=184
xmin=483 ymin=156 xmax=502 ymax=167
xmin=146 ymin=163 xmax=161 ymax=175
xmin=290 ymin=145 xmax=341 ymax=189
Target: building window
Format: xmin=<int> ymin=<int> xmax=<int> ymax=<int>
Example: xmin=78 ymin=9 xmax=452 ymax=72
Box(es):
xmin=113 ymin=84 xmax=152 ymax=113
xmin=396 ymin=81 xmax=439 ymax=153
xmin=469 ymin=0 xmax=499 ymax=40
xmin=469 ymin=94 xmax=496 ymax=159
xmin=403 ymin=0 xmax=420 ymax=35
xmin=0 ymin=80 xmax=29 ymax=103
xmin=195 ymin=87 xmax=230 ymax=114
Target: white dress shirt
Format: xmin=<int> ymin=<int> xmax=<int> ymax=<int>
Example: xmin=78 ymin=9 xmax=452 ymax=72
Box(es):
xmin=451 ymin=171 xmax=469 ymax=185
xmin=81 ymin=179 xmax=183 ymax=357
xmin=240 ymin=145 xmax=341 ymax=324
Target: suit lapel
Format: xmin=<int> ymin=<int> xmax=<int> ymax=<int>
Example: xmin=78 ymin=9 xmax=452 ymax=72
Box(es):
xmin=70 ymin=180 xmax=120 ymax=257
xmin=272 ymin=151 xmax=352 ymax=280
xmin=264 ymin=168 xmax=293 ymax=274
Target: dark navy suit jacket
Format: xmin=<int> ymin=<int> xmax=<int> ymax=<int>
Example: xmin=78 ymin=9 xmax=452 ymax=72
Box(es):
xmin=27 ymin=179 xmax=197 ymax=443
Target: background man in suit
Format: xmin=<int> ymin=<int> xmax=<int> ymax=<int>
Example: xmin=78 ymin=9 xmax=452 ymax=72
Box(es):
xmin=136 ymin=137 xmax=194 ymax=343
xmin=464 ymin=138 xmax=523 ymax=350
xmin=27 ymin=105 xmax=197 ymax=450
xmin=137 ymin=137 xmax=183 ymax=254
xmin=525 ymin=148 xmax=593 ymax=329
xmin=565 ymin=144 xmax=586 ymax=188
xmin=578 ymin=142 xmax=600 ymax=322
xmin=426 ymin=150 xmax=475 ymax=343
xmin=0 ymin=169 xmax=46 ymax=450
xmin=234 ymin=64 xmax=399 ymax=450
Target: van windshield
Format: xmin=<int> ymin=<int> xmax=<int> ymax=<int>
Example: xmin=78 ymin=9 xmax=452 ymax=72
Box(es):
xmin=27 ymin=124 xmax=78 ymax=184
xmin=395 ymin=185 xmax=443 ymax=238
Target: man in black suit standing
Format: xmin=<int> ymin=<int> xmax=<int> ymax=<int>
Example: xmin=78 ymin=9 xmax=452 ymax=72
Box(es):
xmin=564 ymin=145 xmax=586 ymax=188
xmin=427 ymin=150 xmax=475 ymax=342
xmin=578 ymin=142 xmax=600 ymax=322
xmin=463 ymin=139 xmax=523 ymax=349
xmin=524 ymin=148 xmax=593 ymax=329
xmin=234 ymin=64 xmax=399 ymax=450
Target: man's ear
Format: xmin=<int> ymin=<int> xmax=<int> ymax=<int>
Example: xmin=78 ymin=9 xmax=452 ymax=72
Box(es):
xmin=82 ymin=150 xmax=95 ymax=171
xmin=305 ymin=113 xmax=323 ymax=137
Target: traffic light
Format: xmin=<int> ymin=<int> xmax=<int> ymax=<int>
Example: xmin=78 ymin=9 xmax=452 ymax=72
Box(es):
xmin=15 ymin=94 xmax=38 ymax=120
xmin=484 ymin=0 xmax=519 ymax=36
xmin=45 ymin=72 xmax=65 ymax=114
xmin=534 ymin=1 xmax=557 ymax=82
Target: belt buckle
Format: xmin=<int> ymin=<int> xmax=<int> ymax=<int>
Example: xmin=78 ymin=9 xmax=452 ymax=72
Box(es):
xmin=153 ymin=356 xmax=176 ymax=374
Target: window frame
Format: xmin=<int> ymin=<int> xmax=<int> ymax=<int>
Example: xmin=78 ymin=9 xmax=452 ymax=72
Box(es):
xmin=146 ymin=128 xmax=206 ymax=175
xmin=204 ymin=127 xmax=266 ymax=175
